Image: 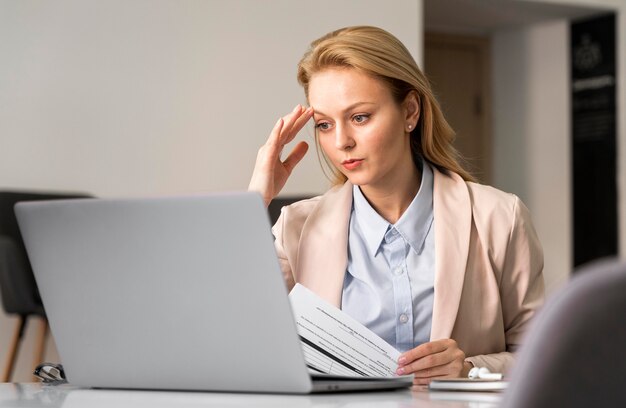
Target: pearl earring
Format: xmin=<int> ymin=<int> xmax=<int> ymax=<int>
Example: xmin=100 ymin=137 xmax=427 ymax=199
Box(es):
xmin=408 ymin=125 xmax=413 ymax=130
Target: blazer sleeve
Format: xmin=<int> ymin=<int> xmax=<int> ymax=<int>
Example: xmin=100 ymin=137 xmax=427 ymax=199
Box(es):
xmin=272 ymin=209 xmax=296 ymax=292
xmin=465 ymin=196 xmax=545 ymax=373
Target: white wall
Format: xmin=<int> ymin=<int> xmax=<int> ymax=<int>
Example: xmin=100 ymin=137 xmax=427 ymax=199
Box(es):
xmin=0 ymin=0 xmax=422 ymax=382
xmin=0 ymin=0 xmax=422 ymax=198
xmin=492 ymin=20 xmax=572 ymax=294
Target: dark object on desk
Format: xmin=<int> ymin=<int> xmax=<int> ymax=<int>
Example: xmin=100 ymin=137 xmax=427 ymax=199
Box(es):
xmin=503 ymin=258 xmax=626 ymax=408
xmin=0 ymin=191 xmax=92 ymax=382
xmin=33 ymin=362 xmax=67 ymax=385
xmin=267 ymin=196 xmax=310 ymax=225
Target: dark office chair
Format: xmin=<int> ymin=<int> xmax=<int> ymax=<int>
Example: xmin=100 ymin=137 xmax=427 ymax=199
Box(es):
xmin=0 ymin=191 xmax=92 ymax=382
xmin=267 ymin=196 xmax=311 ymax=226
xmin=502 ymin=258 xmax=626 ymax=408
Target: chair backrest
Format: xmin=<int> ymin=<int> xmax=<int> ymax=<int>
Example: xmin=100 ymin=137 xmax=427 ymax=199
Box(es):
xmin=0 ymin=190 xmax=92 ymax=316
xmin=502 ymin=258 xmax=626 ymax=408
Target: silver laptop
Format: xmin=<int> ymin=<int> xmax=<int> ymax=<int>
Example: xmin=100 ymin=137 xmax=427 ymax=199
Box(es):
xmin=15 ymin=193 xmax=412 ymax=393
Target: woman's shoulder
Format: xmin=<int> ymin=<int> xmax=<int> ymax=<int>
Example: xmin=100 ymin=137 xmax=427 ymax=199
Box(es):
xmin=279 ymin=183 xmax=347 ymax=219
xmin=280 ymin=195 xmax=322 ymax=219
xmin=435 ymin=167 xmax=520 ymax=217
xmin=466 ymin=181 xmax=520 ymax=214
xmin=463 ymin=180 xmax=535 ymax=239
xmin=273 ymin=183 xmax=347 ymax=227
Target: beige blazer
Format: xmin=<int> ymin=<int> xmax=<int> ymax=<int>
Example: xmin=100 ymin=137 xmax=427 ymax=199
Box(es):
xmin=272 ymin=167 xmax=545 ymax=374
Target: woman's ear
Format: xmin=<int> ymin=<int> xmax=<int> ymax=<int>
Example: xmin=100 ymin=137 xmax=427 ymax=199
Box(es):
xmin=404 ymin=91 xmax=420 ymax=130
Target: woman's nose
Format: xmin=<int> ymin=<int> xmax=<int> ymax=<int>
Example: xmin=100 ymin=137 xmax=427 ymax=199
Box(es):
xmin=335 ymin=125 xmax=355 ymax=150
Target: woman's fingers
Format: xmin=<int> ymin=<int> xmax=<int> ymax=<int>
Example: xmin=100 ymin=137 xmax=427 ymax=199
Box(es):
xmin=413 ymin=374 xmax=448 ymax=386
xmin=275 ymin=105 xmax=302 ymax=144
xmin=278 ymin=105 xmax=313 ymax=146
xmin=249 ymin=104 xmax=312 ymax=206
xmin=397 ymin=339 xmax=465 ymax=378
xmin=267 ymin=104 xmax=300 ymax=149
xmin=398 ymin=349 xmax=449 ymax=375
xmin=412 ymin=361 xmax=455 ymax=379
xmin=398 ymin=341 xmax=447 ymax=367
xmin=283 ymin=107 xmax=314 ymax=145
xmin=282 ymin=141 xmax=309 ymax=173
xmin=266 ymin=105 xmax=312 ymax=158
xmin=266 ymin=117 xmax=285 ymax=154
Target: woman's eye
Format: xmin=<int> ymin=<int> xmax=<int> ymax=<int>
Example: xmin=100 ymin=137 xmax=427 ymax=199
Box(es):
xmin=315 ymin=122 xmax=331 ymax=131
xmin=353 ymin=114 xmax=370 ymax=124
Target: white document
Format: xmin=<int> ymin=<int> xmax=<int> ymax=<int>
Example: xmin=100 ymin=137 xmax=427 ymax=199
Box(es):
xmin=289 ymin=283 xmax=402 ymax=378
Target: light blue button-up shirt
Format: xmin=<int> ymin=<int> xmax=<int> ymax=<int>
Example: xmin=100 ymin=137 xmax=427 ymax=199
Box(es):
xmin=341 ymin=161 xmax=435 ymax=353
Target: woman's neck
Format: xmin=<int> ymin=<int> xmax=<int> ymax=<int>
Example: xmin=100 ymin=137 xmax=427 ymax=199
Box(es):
xmin=359 ymin=162 xmax=421 ymax=225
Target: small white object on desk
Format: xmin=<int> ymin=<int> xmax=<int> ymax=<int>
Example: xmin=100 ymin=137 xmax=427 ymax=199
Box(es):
xmin=428 ymin=367 xmax=507 ymax=392
xmin=468 ymin=367 xmax=503 ymax=380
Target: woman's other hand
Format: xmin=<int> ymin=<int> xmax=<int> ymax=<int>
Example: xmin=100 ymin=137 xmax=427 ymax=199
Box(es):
xmin=396 ymin=339 xmax=471 ymax=386
xmin=248 ymin=105 xmax=313 ymax=207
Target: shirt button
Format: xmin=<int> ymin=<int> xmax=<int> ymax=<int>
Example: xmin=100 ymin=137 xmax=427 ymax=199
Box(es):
xmin=399 ymin=314 xmax=409 ymax=324
xmin=394 ymin=267 xmax=403 ymax=276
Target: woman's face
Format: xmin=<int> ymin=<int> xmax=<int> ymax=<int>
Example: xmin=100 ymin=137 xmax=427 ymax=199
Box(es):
xmin=309 ymin=67 xmax=417 ymax=191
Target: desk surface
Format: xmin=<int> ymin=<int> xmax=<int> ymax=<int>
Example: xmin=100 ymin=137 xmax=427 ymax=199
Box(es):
xmin=0 ymin=383 xmax=501 ymax=407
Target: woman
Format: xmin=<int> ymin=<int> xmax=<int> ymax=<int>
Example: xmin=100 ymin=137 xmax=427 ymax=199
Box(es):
xmin=249 ymin=26 xmax=544 ymax=386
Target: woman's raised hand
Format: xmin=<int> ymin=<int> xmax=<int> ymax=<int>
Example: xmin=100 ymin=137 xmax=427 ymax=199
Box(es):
xmin=249 ymin=105 xmax=313 ymax=207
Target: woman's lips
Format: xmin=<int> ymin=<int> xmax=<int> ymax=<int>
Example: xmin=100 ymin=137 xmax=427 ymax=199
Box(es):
xmin=341 ymin=159 xmax=364 ymax=170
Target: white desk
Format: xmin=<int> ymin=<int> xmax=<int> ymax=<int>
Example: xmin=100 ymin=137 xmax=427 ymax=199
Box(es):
xmin=0 ymin=383 xmax=502 ymax=407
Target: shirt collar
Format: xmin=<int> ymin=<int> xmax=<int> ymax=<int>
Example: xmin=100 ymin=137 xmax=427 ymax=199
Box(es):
xmin=352 ymin=184 xmax=389 ymax=257
xmin=351 ymin=160 xmax=434 ymax=257
xmin=394 ymin=161 xmax=434 ymax=255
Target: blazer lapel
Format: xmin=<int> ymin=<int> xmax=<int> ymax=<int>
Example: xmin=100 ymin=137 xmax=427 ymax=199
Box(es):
xmin=430 ymin=168 xmax=472 ymax=340
xmin=296 ymin=182 xmax=353 ymax=308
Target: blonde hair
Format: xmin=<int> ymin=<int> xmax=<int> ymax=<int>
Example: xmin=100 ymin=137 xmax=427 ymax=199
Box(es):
xmin=297 ymin=26 xmax=474 ymax=184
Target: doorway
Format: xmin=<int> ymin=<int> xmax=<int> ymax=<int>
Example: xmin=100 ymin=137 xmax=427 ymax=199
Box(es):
xmin=424 ymin=33 xmax=491 ymax=184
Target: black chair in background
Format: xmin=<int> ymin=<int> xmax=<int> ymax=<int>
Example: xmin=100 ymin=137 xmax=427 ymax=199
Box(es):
xmin=0 ymin=191 xmax=92 ymax=382
xmin=503 ymin=258 xmax=626 ymax=408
